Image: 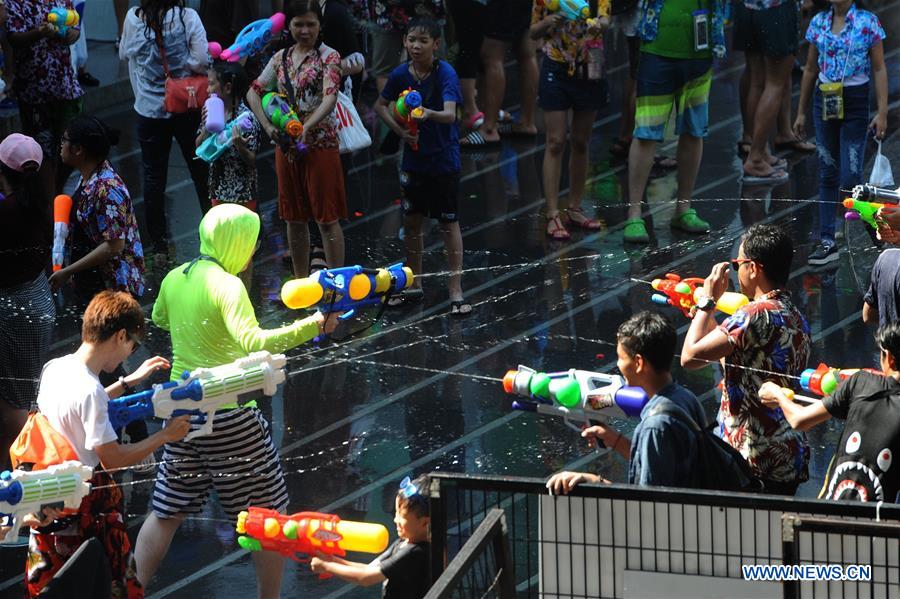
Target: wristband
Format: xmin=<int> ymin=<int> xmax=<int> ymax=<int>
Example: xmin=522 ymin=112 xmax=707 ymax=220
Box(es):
xmin=118 ymin=376 xmax=134 ymax=395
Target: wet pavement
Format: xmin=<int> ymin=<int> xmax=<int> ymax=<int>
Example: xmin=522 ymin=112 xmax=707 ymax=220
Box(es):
xmin=3 ymin=9 xmax=900 ymax=597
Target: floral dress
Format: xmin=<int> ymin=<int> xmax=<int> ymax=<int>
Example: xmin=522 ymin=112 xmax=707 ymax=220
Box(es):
xmin=531 ymin=0 xmax=611 ymax=76
xmin=71 ymin=161 xmax=145 ymax=297
xmin=253 ymin=44 xmax=342 ymax=151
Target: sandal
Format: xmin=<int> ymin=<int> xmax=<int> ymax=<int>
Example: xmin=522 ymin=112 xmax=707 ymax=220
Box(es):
xmin=565 ymin=208 xmax=604 ymax=230
xmin=670 ymin=208 xmax=710 ymax=234
xmin=450 ymin=299 xmax=473 ymax=317
xmin=623 ymin=218 xmax=650 ymax=243
xmin=386 ymin=287 xmax=425 ymax=308
xmin=546 ymin=214 xmax=571 ymax=240
xmin=460 ymin=130 xmax=500 ymax=148
xmin=462 ymin=111 xmax=485 ymax=131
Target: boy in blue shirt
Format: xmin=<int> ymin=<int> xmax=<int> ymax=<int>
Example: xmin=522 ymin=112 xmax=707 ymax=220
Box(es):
xmin=374 ymin=17 xmax=470 ymax=316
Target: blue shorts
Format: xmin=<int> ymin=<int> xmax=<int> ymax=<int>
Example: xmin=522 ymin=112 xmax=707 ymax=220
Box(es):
xmin=538 ymin=58 xmax=605 ymax=113
xmin=633 ymin=52 xmax=712 ymax=141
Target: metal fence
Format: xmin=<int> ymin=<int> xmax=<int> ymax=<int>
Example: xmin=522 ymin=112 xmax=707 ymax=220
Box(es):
xmin=428 ymin=473 xmax=900 ymax=599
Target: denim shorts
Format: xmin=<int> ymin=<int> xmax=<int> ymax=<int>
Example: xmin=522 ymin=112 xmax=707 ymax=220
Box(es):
xmin=538 ymin=58 xmax=605 ymax=113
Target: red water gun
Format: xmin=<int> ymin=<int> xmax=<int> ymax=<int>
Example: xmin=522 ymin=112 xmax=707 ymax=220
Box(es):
xmin=650 ymin=273 xmax=749 ymax=318
xmin=800 ymin=363 xmax=884 ymax=396
xmin=235 ymin=507 xmax=389 ymax=574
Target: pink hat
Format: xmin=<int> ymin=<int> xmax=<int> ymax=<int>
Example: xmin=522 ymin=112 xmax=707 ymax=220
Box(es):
xmin=0 ymin=133 xmax=43 ymax=172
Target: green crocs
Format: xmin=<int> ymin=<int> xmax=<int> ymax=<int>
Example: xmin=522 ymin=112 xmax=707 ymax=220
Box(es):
xmin=623 ymin=218 xmax=650 ymax=243
xmin=670 ymin=208 xmax=710 ymax=234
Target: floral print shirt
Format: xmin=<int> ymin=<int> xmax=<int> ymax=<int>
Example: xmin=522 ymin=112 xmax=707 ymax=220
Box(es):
xmin=254 ymin=44 xmax=342 ymax=151
xmin=531 ymin=0 xmax=611 ymax=76
xmin=805 ymin=4 xmax=885 ymax=85
xmin=352 ymin=0 xmax=446 ymax=34
xmin=6 ymin=0 xmax=83 ymax=104
xmin=73 ymin=162 xmax=145 ymax=297
xmin=636 ymin=0 xmax=727 ymax=58
xmin=199 ymin=101 xmax=261 ymax=203
xmin=717 ymin=290 xmax=811 ymax=484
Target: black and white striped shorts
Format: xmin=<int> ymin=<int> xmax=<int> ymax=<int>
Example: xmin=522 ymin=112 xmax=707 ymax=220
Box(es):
xmin=151 ymin=408 xmax=289 ymax=521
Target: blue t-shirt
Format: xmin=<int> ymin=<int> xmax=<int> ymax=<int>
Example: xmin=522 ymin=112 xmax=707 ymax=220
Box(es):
xmin=628 ymin=383 xmax=706 ymax=487
xmin=381 ymin=60 xmax=462 ymax=175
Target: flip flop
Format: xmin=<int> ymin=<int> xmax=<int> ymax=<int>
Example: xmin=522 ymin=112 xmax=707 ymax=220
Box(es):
xmin=460 ymin=130 xmax=500 ymax=148
xmin=774 ymin=138 xmax=816 ymax=153
xmin=449 ymin=299 xmax=473 ymax=317
xmin=546 ymin=214 xmax=571 ymax=240
xmin=386 ymin=287 xmax=425 ymax=308
xmin=497 ymin=122 xmax=538 ymax=137
xmin=497 ymin=109 xmax=514 ymax=124
xmin=741 ymin=168 xmax=789 ymax=185
xmin=770 ymin=157 xmax=788 ymax=170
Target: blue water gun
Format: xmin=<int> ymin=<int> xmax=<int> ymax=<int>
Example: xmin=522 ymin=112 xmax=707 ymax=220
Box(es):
xmin=47 ymin=7 xmax=80 ymax=38
xmin=280 ymin=263 xmax=415 ymax=320
xmin=208 ymin=13 xmax=286 ymax=62
xmin=543 ymin=0 xmax=590 ymax=20
xmin=195 ymin=112 xmax=255 ymax=163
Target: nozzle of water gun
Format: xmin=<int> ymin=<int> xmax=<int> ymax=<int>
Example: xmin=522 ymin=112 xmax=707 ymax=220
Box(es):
xmin=236 ymin=510 xmax=248 ymax=534
xmin=502 ymin=370 xmax=517 ymax=394
xmin=285 ymin=120 xmax=303 ymax=137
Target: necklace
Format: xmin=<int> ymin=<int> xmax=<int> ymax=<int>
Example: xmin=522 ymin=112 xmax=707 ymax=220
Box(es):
xmin=411 ymin=61 xmax=432 ymax=84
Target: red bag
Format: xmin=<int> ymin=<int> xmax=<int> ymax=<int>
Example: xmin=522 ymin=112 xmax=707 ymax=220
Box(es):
xmin=9 ymin=411 xmax=79 ymax=471
xmin=156 ymin=31 xmax=207 ymax=113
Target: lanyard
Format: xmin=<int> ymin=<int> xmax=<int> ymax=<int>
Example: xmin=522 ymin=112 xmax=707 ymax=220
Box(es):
xmin=824 ymin=9 xmax=854 ymax=83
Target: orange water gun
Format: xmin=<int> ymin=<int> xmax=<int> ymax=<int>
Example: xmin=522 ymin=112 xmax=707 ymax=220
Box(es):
xmin=52 ymin=194 xmax=72 ymax=272
xmin=650 ymin=273 xmax=749 ymax=318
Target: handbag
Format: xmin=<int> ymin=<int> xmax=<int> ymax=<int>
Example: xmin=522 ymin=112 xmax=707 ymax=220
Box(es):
xmin=335 ymin=87 xmax=371 ymax=154
xmin=9 ymin=411 xmax=79 ymax=471
xmin=156 ymin=29 xmax=207 ymax=114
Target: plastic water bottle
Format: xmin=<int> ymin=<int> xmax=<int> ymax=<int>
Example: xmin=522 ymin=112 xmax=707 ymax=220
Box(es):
xmin=205 ymin=94 xmax=225 ymax=133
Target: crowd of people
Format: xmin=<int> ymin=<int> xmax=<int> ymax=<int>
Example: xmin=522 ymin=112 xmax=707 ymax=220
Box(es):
xmin=0 ymin=0 xmax=897 ymax=597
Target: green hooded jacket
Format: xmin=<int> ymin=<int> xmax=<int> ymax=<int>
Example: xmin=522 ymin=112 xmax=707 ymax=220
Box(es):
xmin=152 ymin=204 xmax=318 ymax=407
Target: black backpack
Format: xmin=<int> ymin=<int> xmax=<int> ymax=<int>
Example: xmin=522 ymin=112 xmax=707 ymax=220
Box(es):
xmin=650 ymin=403 xmax=763 ymax=494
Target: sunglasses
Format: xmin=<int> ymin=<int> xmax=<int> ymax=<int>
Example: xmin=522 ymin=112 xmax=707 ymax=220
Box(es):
xmin=730 ymin=258 xmax=754 ymax=269
xmin=128 ymin=332 xmax=142 ymax=354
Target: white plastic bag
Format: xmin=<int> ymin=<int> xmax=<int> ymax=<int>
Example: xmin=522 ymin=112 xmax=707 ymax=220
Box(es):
xmin=869 ymin=139 xmax=895 ymax=187
xmin=334 ymin=89 xmax=371 ymax=155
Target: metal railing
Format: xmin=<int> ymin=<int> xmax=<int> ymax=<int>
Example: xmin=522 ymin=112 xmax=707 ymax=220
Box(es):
xmin=429 ymin=473 xmax=900 ymax=599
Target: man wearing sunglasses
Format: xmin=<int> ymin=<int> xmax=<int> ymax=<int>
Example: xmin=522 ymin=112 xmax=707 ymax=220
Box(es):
xmin=680 ymin=223 xmax=811 ymax=495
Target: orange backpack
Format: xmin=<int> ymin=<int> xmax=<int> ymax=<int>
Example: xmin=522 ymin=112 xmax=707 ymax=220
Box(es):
xmin=9 ymin=411 xmax=79 ymax=471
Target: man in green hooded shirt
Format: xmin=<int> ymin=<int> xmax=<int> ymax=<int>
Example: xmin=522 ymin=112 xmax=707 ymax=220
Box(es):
xmin=134 ymin=204 xmax=338 ymax=598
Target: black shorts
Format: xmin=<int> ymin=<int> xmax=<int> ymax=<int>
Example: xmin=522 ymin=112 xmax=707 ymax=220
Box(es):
xmin=733 ymin=0 xmax=799 ymax=57
xmin=400 ymin=171 xmax=460 ymax=223
xmin=483 ymin=0 xmax=531 ymax=42
xmin=538 ymin=58 xmax=606 ymax=113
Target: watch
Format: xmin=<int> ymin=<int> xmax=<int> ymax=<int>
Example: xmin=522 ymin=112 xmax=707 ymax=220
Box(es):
xmin=696 ymin=295 xmax=717 ymax=313
xmin=118 ymin=376 xmax=134 ymax=394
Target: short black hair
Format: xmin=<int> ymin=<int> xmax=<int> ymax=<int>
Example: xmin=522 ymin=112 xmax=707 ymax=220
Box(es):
xmin=65 ymin=115 xmax=120 ymax=162
xmin=876 ymin=321 xmax=900 ymax=361
xmin=617 ymin=311 xmax=676 ymax=372
xmin=211 ymin=61 xmax=250 ymax=105
xmin=285 ymin=0 xmax=323 ymax=26
xmin=406 ymin=16 xmax=441 ymax=40
xmin=396 ymin=474 xmax=430 ymax=518
xmin=740 ymin=223 xmax=793 ymax=287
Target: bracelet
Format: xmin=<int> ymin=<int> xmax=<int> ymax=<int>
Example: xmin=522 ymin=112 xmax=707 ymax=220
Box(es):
xmin=118 ymin=376 xmax=134 ymax=394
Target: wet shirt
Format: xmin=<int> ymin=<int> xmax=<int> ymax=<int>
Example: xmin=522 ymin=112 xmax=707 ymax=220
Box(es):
xmin=806 ymin=4 xmax=885 ymax=86
xmin=864 ymin=249 xmax=900 ymax=328
xmin=375 ymin=539 xmax=430 ymax=599
xmin=531 ymin=0 xmax=611 ymax=76
xmin=641 ymin=0 xmax=712 ymax=59
xmin=636 ymin=0 xmax=726 ymax=57
xmin=352 ymin=0 xmax=445 ymax=34
xmin=381 ymin=60 xmax=462 ymax=174
xmin=6 ymin=0 xmax=83 ymax=104
xmin=255 ymin=44 xmax=342 ymax=151
xmin=822 ymin=371 xmax=900 ymax=504
xmin=717 ymin=290 xmax=812 ymax=484
xmin=629 ymin=383 xmax=706 ymax=487
xmin=72 ymin=161 xmax=145 ymax=297
xmin=202 ymin=101 xmax=261 ymax=203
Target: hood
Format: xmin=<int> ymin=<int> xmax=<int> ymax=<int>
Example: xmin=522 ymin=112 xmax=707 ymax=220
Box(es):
xmin=198 ymin=204 xmax=260 ymax=275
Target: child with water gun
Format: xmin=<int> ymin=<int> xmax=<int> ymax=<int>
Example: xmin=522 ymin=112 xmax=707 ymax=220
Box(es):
xmin=310 ymin=475 xmax=432 ymax=598
xmin=374 ymin=17 xmax=471 ymax=316
xmin=794 ymin=0 xmax=887 ymax=266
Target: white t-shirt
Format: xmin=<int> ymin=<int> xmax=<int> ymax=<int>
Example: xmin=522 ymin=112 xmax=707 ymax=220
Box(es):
xmin=36 ymin=355 xmax=117 ymax=468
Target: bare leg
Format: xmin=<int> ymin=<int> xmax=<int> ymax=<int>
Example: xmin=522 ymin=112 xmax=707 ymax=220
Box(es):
xmin=566 ymin=110 xmax=598 ymax=209
xmin=114 ymin=0 xmax=128 ymax=37
xmin=460 ymin=78 xmax=481 ymax=120
xmin=744 ymin=52 xmax=765 ymax=149
xmin=617 ymin=36 xmax=640 ymax=143
xmin=627 ymin=138 xmax=658 ymax=219
xmin=135 ymin=513 xmax=185 ymax=587
xmin=674 ymin=134 xmax=703 ymax=215
xmin=512 ymin=31 xmax=538 ymax=132
xmin=286 ymin=221 xmax=310 ymax=279
xmin=739 ymin=64 xmax=752 ymax=147
xmin=403 ymin=214 xmax=425 ymax=289
xmin=542 ymin=110 xmax=569 ymax=220
xmin=476 ymin=37 xmax=507 ymax=143
xmin=745 ymin=54 xmax=794 ymax=176
xmin=252 ymin=551 xmax=285 ymax=599
xmin=440 ymin=221 xmax=464 ymax=301
xmin=317 ymin=220 xmax=345 ymax=269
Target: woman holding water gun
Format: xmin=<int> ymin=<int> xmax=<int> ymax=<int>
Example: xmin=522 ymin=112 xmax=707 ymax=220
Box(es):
xmin=246 ymin=0 xmax=347 ymax=279
xmin=794 ymin=0 xmax=887 ymax=266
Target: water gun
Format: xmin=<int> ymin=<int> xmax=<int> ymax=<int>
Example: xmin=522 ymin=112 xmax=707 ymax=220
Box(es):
xmin=47 ymin=7 xmax=80 ymax=38
xmin=52 ymin=194 xmax=72 ymax=272
xmin=650 ymin=273 xmax=749 ymax=318
xmin=842 ymin=184 xmax=900 ymax=229
xmin=261 ymin=92 xmax=307 ymax=155
xmin=281 ymin=263 xmax=414 ymax=320
xmin=0 ymin=461 xmax=92 ymax=544
xmin=236 ymin=507 xmax=389 ymax=574
xmin=502 ymin=365 xmax=648 ymax=437
xmin=799 ymin=362 xmax=884 ymax=397
xmin=208 ymin=13 xmax=286 ymax=62
xmin=195 ymin=112 xmax=255 ymax=163
xmin=543 ymin=0 xmax=590 ymax=20
xmin=391 ymin=89 xmax=424 ymax=151
xmin=107 ymin=352 xmax=287 ymax=440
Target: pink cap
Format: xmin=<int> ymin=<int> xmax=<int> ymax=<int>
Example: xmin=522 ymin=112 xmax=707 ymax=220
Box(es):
xmin=0 ymin=133 xmax=43 ymax=172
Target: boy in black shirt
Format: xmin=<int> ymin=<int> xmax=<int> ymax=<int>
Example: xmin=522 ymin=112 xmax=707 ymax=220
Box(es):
xmin=310 ymin=475 xmax=431 ymax=598
xmin=759 ymin=322 xmax=900 ymax=503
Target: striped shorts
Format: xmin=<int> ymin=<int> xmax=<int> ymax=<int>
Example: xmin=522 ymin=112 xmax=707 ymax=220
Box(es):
xmin=151 ymin=408 xmax=289 ymax=521
xmin=634 ymin=52 xmax=712 ymax=142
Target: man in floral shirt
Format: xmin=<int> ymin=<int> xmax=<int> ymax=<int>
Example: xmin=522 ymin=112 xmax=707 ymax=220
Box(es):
xmin=7 ymin=0 xmax=83 ymax=195
xmin=681 ymin=224 xmax=812 ymax=495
